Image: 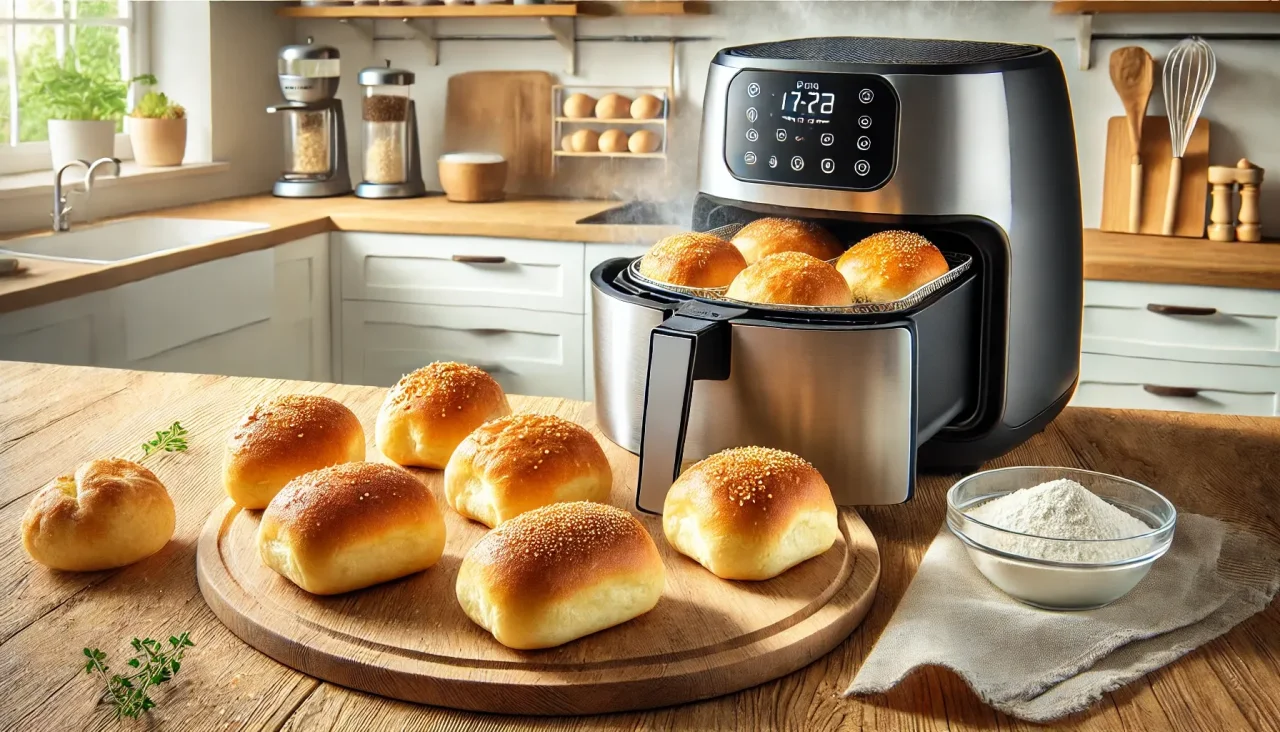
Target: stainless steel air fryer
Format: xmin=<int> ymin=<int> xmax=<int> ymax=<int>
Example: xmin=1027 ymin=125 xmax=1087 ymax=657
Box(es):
xmin=590 ymin=37 xmax=1083 ymax=513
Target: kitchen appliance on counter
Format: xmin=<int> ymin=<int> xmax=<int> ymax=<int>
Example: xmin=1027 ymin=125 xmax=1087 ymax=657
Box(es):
xmin=590 ymin=37 xmax=1083 ymax=513
xmin=268 ymin=38 xmax=351 ymax=198
xmin=355 ymin=62 xmax=426 ymax=199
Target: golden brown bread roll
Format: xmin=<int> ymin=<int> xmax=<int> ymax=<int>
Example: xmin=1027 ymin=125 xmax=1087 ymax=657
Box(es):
xmin=22 ymin=458 xmax=175 ymax=572
xmin=570 ymin=129 xmax=600 ymax=153
xmin=725 ymin=251 xmax=853 ymax=307
xmin=730 ymin=218 xmax=844 ymax=264
xmin=376 ymin=361 xmax=512 ymax=469
xmin=836 ymin=230 xmax=949 ymax=303
xmin=598 ymin=129 xmax=630 ymax=154
xmin=630 ymin=93 xmax=664 ymax=120
xmin=562 ymin=93 xmax=596 ymax=119
xmin=595 ymin=93 xmax=632 ymax=120
xmin=456 ymin=502 xmax=664 ymax=649
xmin=638 ymin=232 xmax=746 ymax=289
xmin=223 ymin=394 xmax=365 ymax=509
xmin=445 ymin=414 xmax=612 ymax=528
xmin=258 ymin=462 xmax=446 ymax=595
xmin=628 ymin=129 xmax=661 ymax=154
xmin=663 ymin=447 xmax=839 ymax=580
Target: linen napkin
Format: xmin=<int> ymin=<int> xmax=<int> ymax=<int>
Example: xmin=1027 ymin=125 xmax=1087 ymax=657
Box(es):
xmin=845 ymin=513 xmax=1280 ymax=722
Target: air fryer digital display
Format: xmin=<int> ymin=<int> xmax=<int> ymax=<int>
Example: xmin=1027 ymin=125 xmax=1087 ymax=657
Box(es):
xmin=724 ymin=70 xmax=898 ymax=191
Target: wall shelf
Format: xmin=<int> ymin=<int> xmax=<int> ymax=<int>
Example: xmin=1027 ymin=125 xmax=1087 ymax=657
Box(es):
xmin=277 ymin=2 xmax=704 ymax=19
xmin=1052 ymin=1 xmax=1280 ymax=14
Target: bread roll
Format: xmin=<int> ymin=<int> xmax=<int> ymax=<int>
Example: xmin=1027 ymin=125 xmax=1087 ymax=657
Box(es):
xmin=562 ymin=93 xmax=596 ymax=119
xmin=560 ymin=133 xmax=575 ymax=152
xmin=638 ymin=232 xmax=746 ymax=289
xmin=663 ymin=447 xmax=838 ymax=580
xmin=598 ymin=129 xmax=630 ymax=154
xmin=570 ymin=129 xmax=600 ymax=153
xmin=259 ymin=462 xmax=446 ymax=595
xmin=445 ymin=414 xmax=612 ymax=527
xmin=223 ymin=394 xmax=365 ymax=509
xmin=726 ymin=251 xmax=853 ymax=307
xmin=376 ymin=361 xmax=512 ymax=469
xmin=837 ymin=230 xmax=949 ymax=303
xmin=456 ymin=502 xmax=664 ymax=649
xmin=595 ymin=93 xmax=632 ymax=120
xmin=730 ymin=218 xmax=844 ymax=264
xmin=22 ymin=458 xmax=175 ymax=572
xmin=628 ymin=129 xmax=661 ymax=154
xmin=630 ymin=93 xmax=664 ymax=120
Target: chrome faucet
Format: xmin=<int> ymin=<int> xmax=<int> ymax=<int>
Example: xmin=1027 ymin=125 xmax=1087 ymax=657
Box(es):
xmin=52 ymin=157 xmax=121 ymax=232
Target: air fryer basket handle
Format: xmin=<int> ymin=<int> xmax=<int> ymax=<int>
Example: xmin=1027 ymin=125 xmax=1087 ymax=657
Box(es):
xmin=636 ymin=306 xmax=743 ymax=514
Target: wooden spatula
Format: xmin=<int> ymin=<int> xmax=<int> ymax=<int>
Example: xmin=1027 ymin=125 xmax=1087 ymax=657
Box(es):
xmin=1109 ymin=47 xmax=1155 ymax=234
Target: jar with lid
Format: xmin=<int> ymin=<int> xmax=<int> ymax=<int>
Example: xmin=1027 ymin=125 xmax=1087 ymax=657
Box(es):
xmin=356 ymin=62 xmax=426 ymax=198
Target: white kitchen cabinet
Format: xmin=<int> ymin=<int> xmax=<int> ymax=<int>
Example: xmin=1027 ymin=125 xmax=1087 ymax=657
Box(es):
xmin=1072 ymin=279 xmax=1280 ymax=415
xmin=338 ymin=232 xmax=585 ymax=314
xmin=584 ymin=243 xmax=649 ymax=402
xmin=0 ymin=235 xmax=330 ymax=382
xmin=0 ymin=290 xmax=111 ymax=366
xmin=341 ymin=300 xmax=583 ymax=399
xmin=126 ymin=235 xmax=331 ymax=380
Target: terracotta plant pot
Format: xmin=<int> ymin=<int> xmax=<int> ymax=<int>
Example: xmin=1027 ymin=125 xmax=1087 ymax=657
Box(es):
xmin=129 ymin=117 xmax=187 ymax=167
xmin=48 ymin=119 xmax=115 ymax=169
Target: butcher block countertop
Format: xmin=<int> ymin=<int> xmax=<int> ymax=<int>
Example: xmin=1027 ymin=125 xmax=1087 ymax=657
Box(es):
xmin=1 ymin=193 xmax=1278 ymax=314
xmin=3 ymin=361 xmax=1279 ymax=730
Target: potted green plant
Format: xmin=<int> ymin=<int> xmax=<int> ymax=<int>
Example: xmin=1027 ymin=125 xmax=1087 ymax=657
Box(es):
xmin=128 ymin=78 xmax=186 ymax=167
xmin=31 ymin=50 xmax=140 ymax=169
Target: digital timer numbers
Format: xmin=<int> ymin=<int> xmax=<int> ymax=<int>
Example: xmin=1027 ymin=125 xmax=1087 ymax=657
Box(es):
xmin=782 ymin=91 xmax=835 ymax=115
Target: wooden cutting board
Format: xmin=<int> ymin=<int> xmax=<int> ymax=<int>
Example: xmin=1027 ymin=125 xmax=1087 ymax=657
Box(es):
xmin=444 ymin=71 xmax=555 ymax=196
xmin=197 ymin=403 xmax=880 ymax=716
xmin=1101 ymin=115 xmax=1210 ymax=238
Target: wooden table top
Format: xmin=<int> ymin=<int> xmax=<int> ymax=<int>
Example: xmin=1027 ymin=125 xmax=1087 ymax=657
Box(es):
xmin=1 ymin=361 xmax=1278 ymax=730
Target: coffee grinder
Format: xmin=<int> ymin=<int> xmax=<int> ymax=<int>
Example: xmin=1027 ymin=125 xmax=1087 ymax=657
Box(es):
xmin=268 ymin=38 xmax=352 ymax=198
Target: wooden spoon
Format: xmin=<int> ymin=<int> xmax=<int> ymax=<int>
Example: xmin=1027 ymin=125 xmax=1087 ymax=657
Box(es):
xmin=1110 ymin=47 xmax=1155 ymax=234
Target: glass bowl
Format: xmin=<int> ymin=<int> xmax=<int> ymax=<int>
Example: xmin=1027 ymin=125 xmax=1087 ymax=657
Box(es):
xmin=946 ymin=466 xmax=1177 ymax=611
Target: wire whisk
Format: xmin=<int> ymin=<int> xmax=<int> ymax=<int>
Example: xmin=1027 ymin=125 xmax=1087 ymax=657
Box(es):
xmin=1161 ymin=37 xmax=1216 ymax=236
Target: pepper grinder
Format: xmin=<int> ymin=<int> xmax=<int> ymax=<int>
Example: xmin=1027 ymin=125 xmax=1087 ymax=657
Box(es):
xmin=1235 ymin=158 xmax=1264 ymax=243
xmin=1206 ymin=164 xmax=1237 ymax=242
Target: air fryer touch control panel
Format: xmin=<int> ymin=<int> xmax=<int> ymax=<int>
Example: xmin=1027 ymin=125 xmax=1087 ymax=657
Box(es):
xmin=724 ymin=70 xmax=898 ymax=191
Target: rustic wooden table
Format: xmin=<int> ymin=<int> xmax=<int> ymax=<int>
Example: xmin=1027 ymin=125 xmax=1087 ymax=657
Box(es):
xmin=2 ymin=362 xmax=1278 ymax=731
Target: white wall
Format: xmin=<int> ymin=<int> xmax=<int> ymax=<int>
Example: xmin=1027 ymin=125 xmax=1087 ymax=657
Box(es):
xmin=298 ymin=1 xmax=1280 ymax=235
xmin=0 ymin=1 xmax=292 ymax=233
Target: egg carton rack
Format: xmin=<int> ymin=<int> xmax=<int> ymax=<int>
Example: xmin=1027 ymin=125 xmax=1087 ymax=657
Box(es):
xmin=552 ymin=85 xmax=671 ymax=170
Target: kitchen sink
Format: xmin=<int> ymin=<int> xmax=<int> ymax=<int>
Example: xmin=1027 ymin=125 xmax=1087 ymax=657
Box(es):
xmin=0 ymin=218 xmax=270 ymax=264
xmin=576 ymin=201 xmax=686 ymax=226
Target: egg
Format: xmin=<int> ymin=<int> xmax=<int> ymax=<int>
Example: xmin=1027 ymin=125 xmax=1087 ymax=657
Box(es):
xmin=595 ymin=93 xmax=632 ymax=120
xmin=562 ymin=93 xmax=597 ymax=119
xmin=599 ymin=129 xmax=630 ymax=154
xmin=570 ymin=129 xmax=601 ymax=153
xmin=628 ymin=129 xmax=662 ymax=154
xmin=561 ymin=134 xmax=576 ymax=152
xmin=630 ymin=94 xmax=664 ymax=120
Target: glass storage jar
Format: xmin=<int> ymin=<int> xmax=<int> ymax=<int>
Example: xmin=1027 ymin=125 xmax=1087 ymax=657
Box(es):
xmin=283 ymin=109 xmax=331 ymax=176
xmin=358 ymin=63 xmax=415 ymax=185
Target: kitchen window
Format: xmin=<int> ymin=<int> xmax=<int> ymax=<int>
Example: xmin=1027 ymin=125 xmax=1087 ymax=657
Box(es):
xmin=0 ymin=0 xmax=148 ymax=175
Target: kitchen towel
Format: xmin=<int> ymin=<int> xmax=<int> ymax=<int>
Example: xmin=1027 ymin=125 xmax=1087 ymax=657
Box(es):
xmin=845 ymin=513 xmax=1280 ymax=722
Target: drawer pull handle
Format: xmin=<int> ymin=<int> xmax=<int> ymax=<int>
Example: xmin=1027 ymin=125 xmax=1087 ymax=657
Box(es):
xmin=1143 ymin=384 xmax=1201 ymax=398
xmin=1146 ymin=303 xmax=1217 ymax=316
xmin=452 ymin=254 xmax=507 ymax=265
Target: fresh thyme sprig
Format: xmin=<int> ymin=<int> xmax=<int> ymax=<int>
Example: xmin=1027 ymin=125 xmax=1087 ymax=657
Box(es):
xmin=139 ymin=422 xmax=189 ymax=462
xmin=83 ymin=633 xmax=195 ymax=720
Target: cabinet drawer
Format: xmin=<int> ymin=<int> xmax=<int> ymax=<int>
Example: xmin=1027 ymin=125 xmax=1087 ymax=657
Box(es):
xmin=341 ymin=301 xmax=583 ymax=399
xmin=1072 ymin=352 xmax=1279 ymax=416
xmin=1083 ymin=280 xmax=1280 ymax=367
xmin=340 ymin=232 xmax=584 ymax=313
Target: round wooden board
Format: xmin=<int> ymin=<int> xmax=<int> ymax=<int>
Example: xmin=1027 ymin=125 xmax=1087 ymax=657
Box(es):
xmin=197 ymin=452 xmax=880 ymax=716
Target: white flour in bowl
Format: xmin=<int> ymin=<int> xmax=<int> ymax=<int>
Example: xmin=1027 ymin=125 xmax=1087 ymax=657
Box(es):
xmin=967 ymin=479 xmax=1152 ymax=563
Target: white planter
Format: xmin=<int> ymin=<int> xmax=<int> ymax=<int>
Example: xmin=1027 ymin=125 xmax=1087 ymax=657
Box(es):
xmin=48 ymin=119 xmax=116 ymax=170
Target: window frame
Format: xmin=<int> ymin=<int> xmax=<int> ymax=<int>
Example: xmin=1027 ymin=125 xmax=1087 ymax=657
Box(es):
xmin=0 ymin=0 xmax=149 ymax=175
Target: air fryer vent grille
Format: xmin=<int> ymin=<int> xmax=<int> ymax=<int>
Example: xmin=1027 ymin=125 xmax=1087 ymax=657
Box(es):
xmin=727 ymin=37 xmax=1039 ymax=66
